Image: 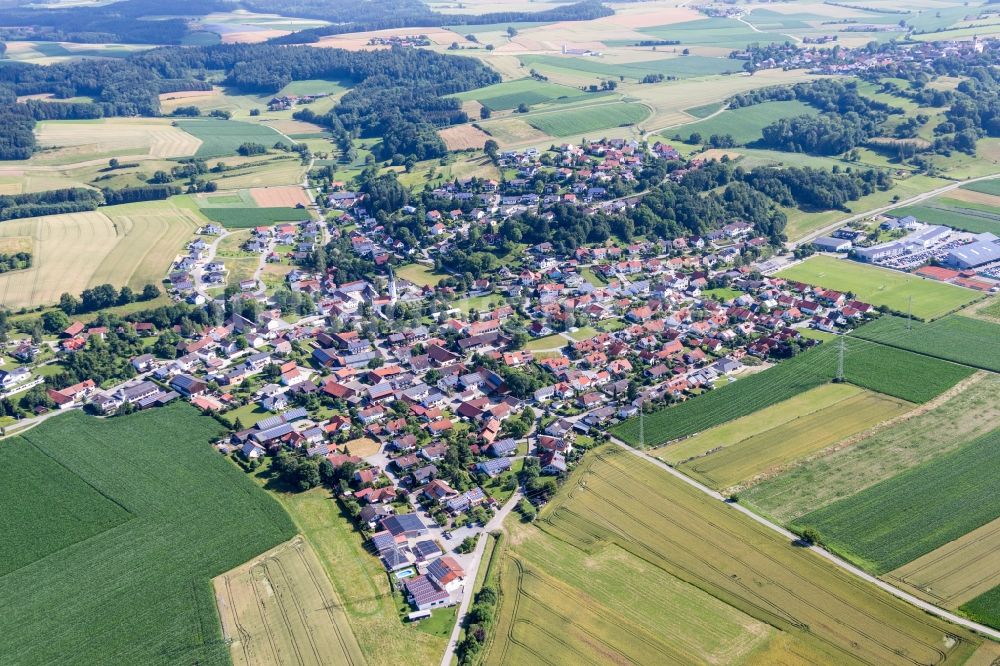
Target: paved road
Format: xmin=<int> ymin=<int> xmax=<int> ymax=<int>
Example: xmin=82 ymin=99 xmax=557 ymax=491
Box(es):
xmin=610 ymin=437 xmax=1000 ymax=642
xmin=791 ymin=171 xmax=1000 ymax=249
xmin=440 ymin=491 xmax=523 ymax=666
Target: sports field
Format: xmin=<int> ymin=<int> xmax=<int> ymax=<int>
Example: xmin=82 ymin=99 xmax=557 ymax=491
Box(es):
xmin=851 ymin=315 xmax=1000 ymax=372
xmin=201 ymin=206 xmax=312 ymax=228
xmin=484 ymin=446 xmax=981 ymax=665
xmin=525 ymin=102 xmax=650 ymax=137
xmin=778 ymin=255 xmax=978 ymax=320
xmin=612 ymin=337 xmax=973 ymax=447
xmin=792 ymin=427 xmax=1000 ymax=574
xmin=213 ymin=535 xmax=364 ymax=666
xmin=0 ymin=404 xmax=296 ymax=665
xmin=669 ymin=386 xmax=911 ymax=490
xmin=742 ymin=371 xmax=999 ymax=524
xmin=176 ymin=119 xmax=288 ymax=158
xmin=0 ymin=197 xmax=203 ymax=308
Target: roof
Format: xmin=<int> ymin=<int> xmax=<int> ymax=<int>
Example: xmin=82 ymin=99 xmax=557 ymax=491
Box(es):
xmin=381 ymin=513 xmax=427 ymax=536
xmin=427 ymin=555 xmax=465 ymax=586
xmin=403 ymin=574 xmax=449 ymax=608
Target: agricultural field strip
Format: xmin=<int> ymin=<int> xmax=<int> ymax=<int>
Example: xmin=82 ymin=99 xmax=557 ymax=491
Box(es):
xmin=850 ymin=315 xmax=1000 ymax=373
xmin=608 ymin=441 xmax=1000 ymax=643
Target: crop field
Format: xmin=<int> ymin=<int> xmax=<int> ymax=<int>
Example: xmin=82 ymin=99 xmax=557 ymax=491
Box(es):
xmin=484 ymin=446 xmax=981 ymax=665
xmin=851 ymin=315 xmax=1000 ymax=372
xmin=672 ymin=100 xmax=819 ymax=145
xmin=638 ymin=17 xmax=791 ymax=49
xmin=777 ymin=255 xmax=978 ymax=320
xmin=0 ymin=404 xmax=297 ymax=665
xmin=612 ymin=337 xmax=972 ymax=447
xmin=961 ymin=586 xmax=1000 ymax=632
xmin=888 ymin=202 xmax=1000 ymax=235
xmin=742 ymin=371 xmax=1000 ymax=524
xmin=201 ymin=206 xmax=312 ymax=228
xmin=0 ymin=198 xmax=203 ymax=308
xmin=451 ymin=78 xmax=586 ymax=110
xmin=792 ymin=427 xmax=1000 ymax=574
xmin=176 ymin=119 xmax=287 ymax=158
xmin=525 ymin=102 xmax=650 ymax=137
xmin=213 ymin=157 xmax=308 ymax=189
xmin=519 ymin=54 xmax=738 ymax=82
xmin=476 ymin=117 xmax=551 ymax=146
xmin=676 ymin=389 xmax=911 ymax=490
xmin=249 ymin=185 xmax=312 ymax=208
xmin=439 ymin=124 xmax=493 ymax=150
xmin=961 ymin=180 xmax=1000 ymax=197
xmin=26 ymin=118 xmax=201 ymax=165
xmin=887 ymin=517 xmax=1000 ymax=610
xmin=213 ymin=535 xmax=364 ymax=666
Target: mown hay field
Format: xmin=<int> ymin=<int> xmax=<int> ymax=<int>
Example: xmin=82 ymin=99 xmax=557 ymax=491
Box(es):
xmin=27 ymin=118 xmax=201 ymax=165
xmin=611 ymin=337 xmax=973 ymax=447
xmin=851 ymin=315 xmax=1000 ymax=372
xmin=0 ymin=197 xmax=203 ymax=308
xmin=525 ymin=101 xmax=650 ymax=137
xmin=792 ymin=427 xmax=1000 ymax=574
xmin=484 ymin=446 xmax=981 ymax=665
xmin=0 ymin=404 xmax=297 ymax=665
xmin=213 ymin=535 xmax=365 ymax=666
xmin=742 ymin=372 xmax=1000 ymax=524
xmin=777 ymin=255 xmax=979 ymax=321
xmin=677 ymin=389 xmax=911 ymax=490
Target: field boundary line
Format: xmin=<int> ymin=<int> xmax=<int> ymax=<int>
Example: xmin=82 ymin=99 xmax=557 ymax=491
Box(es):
xmin=609 ymin=436 xmax=1000 ymax=643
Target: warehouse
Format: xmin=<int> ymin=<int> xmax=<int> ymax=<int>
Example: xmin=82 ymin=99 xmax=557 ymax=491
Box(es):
xmin=945 ymin=240 xmax=1000 ymax=269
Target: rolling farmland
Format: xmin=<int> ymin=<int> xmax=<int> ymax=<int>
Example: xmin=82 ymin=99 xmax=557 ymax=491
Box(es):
xmin=451 ymin=78 xmax=586 ymax=111
xmin=0 ymin=404 xmax=297 ymax=665
xmin=176 ymin=119 xmax=288 ymax=158
xmin=961 ymin=586 xmax=1000 ymax=632
xmin=213 ymin=536 xmax=365 ymax=666
xmin=525 ymin=102 xmax=650 ymax=137
xmin=29 ymin=118 xmax=201 ymax=164
xmin=851 ymin=315 xmax=1000 ymax=372
xmin=742 ymin=372 xmax=1000 ymax=523
xmin=611 ymin=337 xmax=972 ymax=447
xmin=669 ymin=100 xmax=819 ymax=145
xmin=484 ymin=446 xmax=982 ymax=665
xmin=792 ymin=427 xmax=1000 ymax=574
xmin=677 ymin=389 xmax=911 ymax=490
xmin=777 ymin=255 xmax=979 ymax=320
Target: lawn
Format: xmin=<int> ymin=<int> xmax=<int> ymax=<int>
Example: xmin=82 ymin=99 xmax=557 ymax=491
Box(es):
xmin=850 ymin=315 xmax=1000 ymax=372
xmin=525 ymin=102 xmax=650 ymax=137
xmin=396 ymin=262 xmax=446 ymax=288
xmin=485 ymin=446 xmax=982 ymax=665
xmin=201 ymin=206 xmax=311 ymax=228
xmin=612 ymin=337 xmax=973 ymax=447
xmin=523 ymin=334 xmax=566 ymax=352
xmin=777 ymin=255 xmax=978 ymax=320
xmin=675 ymin=100 xmax=819 ymax=145
xmin=742 ymin=371 xmax=999 ymax=524
xmin=0 ymin=404 xmax=296 ymax=665
xmin=175 ymin=119 xmax=287 ymax=158
xmin=792 ymin=427 xmax=1000 ymax=574
xmin=566 ymin=326 xmax=598 ymax=341
xmin=700 ymin=286 xmax=741 ymax=302
xmin=888 ymin=202 xmax=1000 ymax=235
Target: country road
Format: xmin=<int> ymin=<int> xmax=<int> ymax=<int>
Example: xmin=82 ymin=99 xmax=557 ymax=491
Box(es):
xmin=610 ymin=437 xmax=1000 ymax=642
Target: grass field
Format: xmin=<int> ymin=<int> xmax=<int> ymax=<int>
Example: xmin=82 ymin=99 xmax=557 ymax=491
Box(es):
xmin=888 ymin=516 xmax=1000 ymax=610
xmin=176 ymin=119 xmax=288 ymax=158
xmin=639 ymin=17 xmax=792 ymax=48
xmin=213 ymin=535 xmax=364 ymax=666
xmin=519 ymin=53 xmax=738 ymax=82
xmin=961 ymin=180 xmax=1000 ymax=197
xmin=612 ymin=337 xmax=973 ymax=447
xmin=525 ymin=102 xmax=650 ymax=137
xmin=851 ymin=315 xmax=1000 ymax=372
xmin=778 ymin=255 xmax=978 ymax=320
xmin=484 ymin=446 xmax=981 ymax=665
xmin=888 ymin=202 xmax=1000 ymax=235
xmin=673 ymin=100 xmax=819 ymax=145
xmin=396 ymin=263 xmax=445 ymax=287
xmin=0 ymin=404 xmax=296 ymax=665
xmin=742 ymin=371 xmax=1000 ymax=524
xmin=0 ymin=197 xmax=204 ymax=308
xmin=792 ymin=427 xmax=1000 ymax=574
xmin=451 ymin=77 xmax=586 ymax=110
xmin=523 ymin=334 xmax=566 ymax=352
xmin=201 ymin=206 xmax=311 ymax=228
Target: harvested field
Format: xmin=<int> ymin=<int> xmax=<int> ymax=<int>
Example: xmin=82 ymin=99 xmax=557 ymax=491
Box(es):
xmin=213 ymin=535 xmax=364 ymax=666
xmin=31 ymin=118 xmax=201 ymax=164
xmin=249 ymin=185 xmax=312 ymax=208
xmin=439 ymin=124 xmax=493 ymax=151
xmin=888 ymin=517 xmax=1000 ymax=609
xmin=475 ymin=117 xmax=551 ymax=146
xmin=485 ymin=446 xmax=982 ymax=665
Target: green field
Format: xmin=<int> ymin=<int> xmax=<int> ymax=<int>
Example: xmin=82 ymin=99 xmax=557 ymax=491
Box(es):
xmin=520 ymin=54 xmax=738 ymax=82
xmin=484 ymin=446 xmax=981 ymax=665
xmin=612 ymin=337 xmax=973 ymax=447
xmin=742 ymin=372 xmax=999 ymax=524
xmin=276 ymin=78 xmax=348 ymax=97
xmin=451 ymin=77 xmax=586 ymax=111
xmin=396 ymin=262 xmax=445 ymax=287
xmin=640 ymin=17 xmax=792 ymax=49
xmin=176 ymin=119 xmax=287 ymax=158
xmin=961 ymin=180 xmax=1000 ymax=197
xmin=778 ymin=255 xmax=978 ymax=320
xmin=792 ymin=427 xmax=1000 ymax=574
xmin=961 ymin=586 xmax=1000 ymax=631
xmin=674 ymin=100 xmax=819 ymax=145
xmin=851 ymin=314 xmax=1000 ymax=372
xmin=0 ymin=404 xmax=296 ymax=665
xmin=525 ymin=102 xmax=650 ymax=137
xmin=201 ymin=206 xmax=311 ymax=228
xmin=888 ymin=202 xmax=1000 ymax=235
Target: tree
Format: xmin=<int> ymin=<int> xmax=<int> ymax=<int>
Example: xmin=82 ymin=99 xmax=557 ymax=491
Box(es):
xmin=59 ymin=292 xmax=80 ymax=315
xmin=484 ymin=139 xmax=499 ymax=160
xmin=142 ymin=284 xmax=161 ymax=300
xmin=41 ymin=309 xmax=70 ymax=334
xmin=516 ymin=102 xmax=529 ymax=113
xmin=506 ymin=26 xmax=518 ymax=37
xmin=479 ymin=106 xmax=492 ymax=120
